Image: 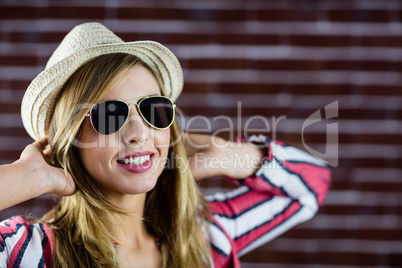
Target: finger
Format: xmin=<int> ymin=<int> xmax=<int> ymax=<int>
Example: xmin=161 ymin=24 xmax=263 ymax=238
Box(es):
xmin=31 ymin=136 xmax=49 ymax=151
xmin=43 ymin=147 xmax=54 ymax=163
xmin=43 ymin=146 xmax=51 ymax=156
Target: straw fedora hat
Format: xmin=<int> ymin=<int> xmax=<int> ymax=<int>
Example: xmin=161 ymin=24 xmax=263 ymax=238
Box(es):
xmin=21 ymin=22 xmax=183 ymax=140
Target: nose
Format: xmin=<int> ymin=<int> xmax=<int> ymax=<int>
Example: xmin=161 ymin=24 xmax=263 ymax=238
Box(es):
xmin=121 ymin=112 xmax=150 ymax=146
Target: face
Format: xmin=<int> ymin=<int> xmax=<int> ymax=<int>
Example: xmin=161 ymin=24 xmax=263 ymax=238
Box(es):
xmin=78 ymin=65 xmax=171 ymax=200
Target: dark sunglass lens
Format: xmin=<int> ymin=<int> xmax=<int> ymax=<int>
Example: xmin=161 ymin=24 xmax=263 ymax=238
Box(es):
xmin=139 ymin=97 xmax=174 ymax=129
xmin=91 ymin=101 xmax=129 ymax=134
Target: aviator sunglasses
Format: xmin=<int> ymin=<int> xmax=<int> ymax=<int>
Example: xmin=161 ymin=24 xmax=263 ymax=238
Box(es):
xmin=86 ymin=95 xmax=176 ymax=135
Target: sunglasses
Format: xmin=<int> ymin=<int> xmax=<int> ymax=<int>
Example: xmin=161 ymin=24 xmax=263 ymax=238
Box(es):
xmin=86 ymin=95 xmax=176 ymax=135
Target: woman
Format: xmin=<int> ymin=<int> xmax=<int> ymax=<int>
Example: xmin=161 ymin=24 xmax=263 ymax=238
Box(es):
xmin=0 ymin=23 xmax=331 ymax=268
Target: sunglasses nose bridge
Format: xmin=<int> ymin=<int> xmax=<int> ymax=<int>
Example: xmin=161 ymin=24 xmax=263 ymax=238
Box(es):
xmin=126 ymin=103 xmax=141 ymax=119
xmin=125 ymin=103 xmax=150 ymax=128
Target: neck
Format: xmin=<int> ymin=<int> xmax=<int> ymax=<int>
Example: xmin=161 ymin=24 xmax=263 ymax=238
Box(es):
xmin=108 ymin=193 xmax=152 ymax=248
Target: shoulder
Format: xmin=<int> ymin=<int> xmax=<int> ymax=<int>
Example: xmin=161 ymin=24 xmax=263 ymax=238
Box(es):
xmin=0 ymin=215 xmax=48 ymax=241
xmin=0 ymin=216 xmax=53 ymax=267
xmin=0 ymin=216 xmax=30 ymax=245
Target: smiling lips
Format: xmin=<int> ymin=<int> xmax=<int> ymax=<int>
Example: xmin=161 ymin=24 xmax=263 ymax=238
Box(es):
xmin=116 ymin=152 xmax=154 ymax=174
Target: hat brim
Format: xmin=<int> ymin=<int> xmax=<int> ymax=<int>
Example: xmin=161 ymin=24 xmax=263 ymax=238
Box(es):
xmin=21 ymin=41 xmax=183 ymax=140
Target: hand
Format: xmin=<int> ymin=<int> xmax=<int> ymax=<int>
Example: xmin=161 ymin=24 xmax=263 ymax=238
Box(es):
xmin=183 ymin=133 xmax=264 ymax=180
xmin=18 ymin=137 xmax=76 ymax=197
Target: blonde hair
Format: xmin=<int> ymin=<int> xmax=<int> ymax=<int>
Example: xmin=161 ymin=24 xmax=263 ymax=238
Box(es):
xmin=42 ymin=53 xmax=211 ymax=267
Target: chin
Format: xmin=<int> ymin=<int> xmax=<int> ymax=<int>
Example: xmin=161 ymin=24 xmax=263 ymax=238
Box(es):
xmin=125 ymin=179 xmax=159 ymax=195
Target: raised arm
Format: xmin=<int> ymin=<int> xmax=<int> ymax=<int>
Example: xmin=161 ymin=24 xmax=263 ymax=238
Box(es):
xmin=0 ymin=137 xmax=75 ymax=211
xmin=184 ymin=133 xmax=331 ymax=262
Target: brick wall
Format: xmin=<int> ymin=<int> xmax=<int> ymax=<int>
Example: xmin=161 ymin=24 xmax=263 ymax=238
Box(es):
xmin=0 ymin=0 xmax=401 ymax=267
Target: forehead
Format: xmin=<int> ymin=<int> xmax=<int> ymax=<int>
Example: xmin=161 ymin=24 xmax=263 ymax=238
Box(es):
xmin=104 ymin=65 xmax=161 ymax=101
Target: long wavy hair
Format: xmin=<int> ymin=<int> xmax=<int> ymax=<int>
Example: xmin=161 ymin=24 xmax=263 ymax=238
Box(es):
xmin=41 ymin=53 xmax=211 ymax=267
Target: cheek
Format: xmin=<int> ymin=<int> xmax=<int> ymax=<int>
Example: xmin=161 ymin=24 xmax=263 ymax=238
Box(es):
xmin=154 ymin=128 xmax=171 ymax=156
xmin=77 ymin=119 xmax=114 ymax=174
xmin=78 ymin=118 xmax=98 ymax=142
xmin=78 ymin=118 xmax=117 ymax=148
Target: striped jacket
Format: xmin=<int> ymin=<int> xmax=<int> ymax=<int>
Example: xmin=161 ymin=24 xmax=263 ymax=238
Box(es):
xmin=0 ymin=135 xmax=331 ymax=267
xmin=207 ymin=135 xmax=331 ymax=267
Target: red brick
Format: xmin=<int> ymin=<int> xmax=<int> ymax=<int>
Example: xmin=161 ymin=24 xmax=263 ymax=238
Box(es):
xmin=257 ymin=9 xmax=318 ymax=21
xmin=6 ymin=81 xmax=31 ymax=91
xmin=339 ymin=157 xmax=400 ymax=169
xmin=320 ymin=205 xmax=402 ymax=216
xmin=0 ymin=6 xmax=106 ymax=20
xmin=184 ymin=82 xmax=401 ymax=96
xmin=180 ymin=104 xmax=401 ymax=120
xmin=325 ymin=60 xmax=401 ymax=72
xmin=4 ymin=31 xmax=67 ymax=43
xmin=0 ymin=150 xmax=23 ymax=161
xmin=331 ymin=177 xmax=402 ymax=192
xmin=0 ymin=7 xmax=36 ymax=19
xmin=300 ymin=132 xmax=401 ymax=145
xmin=328 ymin=10 xmax=390 ymax=23
xmin=288 ymin=34 xmax=352 ymax=47
xmin=186 ymin=59 xmax=398 ymax=71
xmin=284 ymin=228 xmax=402 ymax=241
xmin=46 ymin=6 xmax=105 ymax=19
xmin=0 ymin=103 xmax=21 ymax=113
xmin=0 ymin=56 xmax=38 ymax=66
xmin=0 ymin=127 xmax=28 ymax=137
xmin=360 ymin=35 xmax=402 ymax=47
xmin=118 ymin=7 xmax=248 ymax=21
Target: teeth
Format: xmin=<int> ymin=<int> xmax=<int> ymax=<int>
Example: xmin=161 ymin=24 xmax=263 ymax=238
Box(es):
xmin=122 ymin=155 xmax=150 ymax=165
